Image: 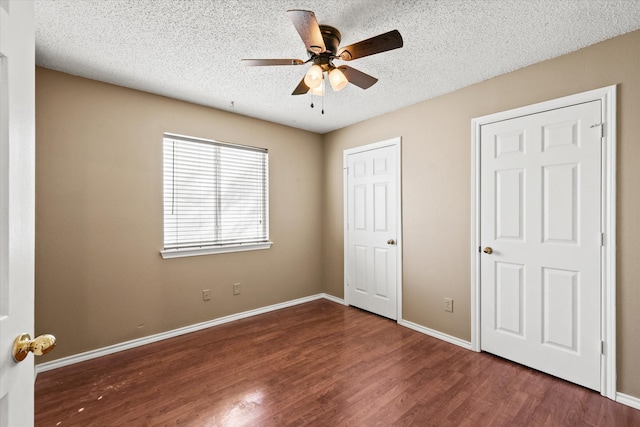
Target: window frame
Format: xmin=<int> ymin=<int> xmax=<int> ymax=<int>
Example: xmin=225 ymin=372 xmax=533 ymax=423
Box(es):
xmin=160 ymin=133 xmax=272 ymax=259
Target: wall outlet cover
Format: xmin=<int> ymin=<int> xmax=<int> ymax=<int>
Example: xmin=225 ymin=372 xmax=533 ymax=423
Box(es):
xmin=444 ymin=297 xmax=453 ymax=312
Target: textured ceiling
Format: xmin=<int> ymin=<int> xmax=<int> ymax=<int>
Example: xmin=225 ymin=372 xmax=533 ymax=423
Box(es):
xmin=34 ymin=0 xmax=640 ymax=134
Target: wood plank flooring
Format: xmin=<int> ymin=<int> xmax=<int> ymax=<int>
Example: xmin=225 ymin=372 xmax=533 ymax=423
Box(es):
xmin=35 ymin=299 xmax=639 ymax=426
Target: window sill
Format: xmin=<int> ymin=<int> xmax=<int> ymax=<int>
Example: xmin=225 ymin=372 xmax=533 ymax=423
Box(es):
xmin=160 ymin=242 xmax=273 ymax=259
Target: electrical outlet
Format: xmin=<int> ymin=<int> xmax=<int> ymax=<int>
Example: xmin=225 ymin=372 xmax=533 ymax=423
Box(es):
xmin=444 ymin=297 xmax=453 ymax=312
xmin=202 ymin=289 xmax=211 ymax=301
xmin=233 ymin=283 xmax=241 ymax=295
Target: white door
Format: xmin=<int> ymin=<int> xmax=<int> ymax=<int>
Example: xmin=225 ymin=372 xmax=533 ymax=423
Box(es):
xmin=344 ymin=139 xmax=400 ymax=320
xmin=0 ymin=1 xmax=37 ymax=425
xmin=480 ymin=100 xmax=602 ymax=390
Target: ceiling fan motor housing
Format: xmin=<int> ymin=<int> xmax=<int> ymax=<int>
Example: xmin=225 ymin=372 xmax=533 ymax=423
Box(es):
xmin=319 ymin=25 xmax=341 ymax=54
xmin=312 ymin=25 xmax=342 ymax=70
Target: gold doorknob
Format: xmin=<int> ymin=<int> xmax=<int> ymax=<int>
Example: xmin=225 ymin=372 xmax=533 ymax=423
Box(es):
xmin=483 ymin=247 xmax=493 ymax=254
xmin=387 ymin=239 xmax=396 ymax=245
xmin=12 ymin=333 xmax=56 ymax=362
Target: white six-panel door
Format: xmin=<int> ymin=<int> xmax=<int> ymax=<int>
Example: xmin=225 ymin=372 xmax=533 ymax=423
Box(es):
xmin=480 ymin=100 xmax=602 ymax=390
xmin=345 ymin=140 xmax=400 ymax=320
xmin=0 ymin=1 xmax=36 ymax=424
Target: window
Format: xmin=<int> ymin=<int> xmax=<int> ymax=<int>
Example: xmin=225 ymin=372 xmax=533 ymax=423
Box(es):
xmin=161 ymin=133 xmax=271 ymax=258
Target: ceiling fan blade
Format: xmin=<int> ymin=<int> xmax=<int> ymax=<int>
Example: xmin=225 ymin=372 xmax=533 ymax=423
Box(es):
xmin=338 ymin=30 xmax=403 ymax=61
xmin=242 ymin=59 xmax=304 ymax=66
xmin=286 ymin=10 xmax=326 ymax=54
xmin=338 ymin=65 xmax=378 ymax=89
xmin=292 ymin=76 xmax=310 ymax=95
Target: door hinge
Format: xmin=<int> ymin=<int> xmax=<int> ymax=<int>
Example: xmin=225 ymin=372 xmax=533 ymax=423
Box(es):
xmin=478 ymin=246 xmax=481 ymax=253
xmin=591 ymin=123 xmax=604 ymax=138
xmin=601 ymin=340 xmax=605 ymax=355
xmin=344 ymin=166 xmax=349 ymax=174
xmin=601 ymin=232 xmax=605 ymax=247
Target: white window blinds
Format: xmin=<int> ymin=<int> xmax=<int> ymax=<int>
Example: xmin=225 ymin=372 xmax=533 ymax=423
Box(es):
xmin=163 ymin=134 xmax=269 ymax=252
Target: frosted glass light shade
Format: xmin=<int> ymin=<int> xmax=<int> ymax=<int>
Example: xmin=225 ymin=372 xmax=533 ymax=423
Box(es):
xmin=329 ymin=68 xmax=348 ymax=91
xmin=309 ymin=80 xmax=324 ymax=96
xmin=304 ymin=64 xmax=324 ymax=89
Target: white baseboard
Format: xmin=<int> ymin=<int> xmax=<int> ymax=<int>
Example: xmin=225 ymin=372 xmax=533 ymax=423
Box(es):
xmin=617 ymin=392 xmax=640 ymax=411
xmin=320 ymin=293 xmax=346 ymax=305
xmin=398 ymin=319 xmax=473 ymax=350
xmin=36 ymin=293 xmax=342 ymax=374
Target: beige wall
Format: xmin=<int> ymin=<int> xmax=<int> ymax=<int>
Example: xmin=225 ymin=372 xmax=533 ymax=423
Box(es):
xmin=35 ymin=68 xmax=324 ymax=362
xmin=36 ymin=29 xmax=640 ymax=399
xmin=323 ymin=29 xmax=640 ymax=397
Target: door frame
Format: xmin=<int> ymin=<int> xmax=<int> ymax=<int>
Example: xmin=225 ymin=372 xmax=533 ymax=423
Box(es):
xmin=470 ymin=85 xmax=617 ymax=399
xmin=343 ymin=137 xmax=403 ymax=321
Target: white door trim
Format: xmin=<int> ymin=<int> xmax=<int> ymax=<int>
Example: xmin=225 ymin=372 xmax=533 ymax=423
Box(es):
xmin=470 ymin=85 xmax=617 ymax=399
xmin=343 ymin=137 xmax=403 ymax=321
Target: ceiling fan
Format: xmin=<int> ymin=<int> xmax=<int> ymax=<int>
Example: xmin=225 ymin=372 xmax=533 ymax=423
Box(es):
xmin=242 ymin=10 xmax=403 ymax=96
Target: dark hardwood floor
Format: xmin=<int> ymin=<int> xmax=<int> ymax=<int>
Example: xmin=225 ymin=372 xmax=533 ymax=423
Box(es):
xmin=35 ymin=299 xmax=639 ymax=426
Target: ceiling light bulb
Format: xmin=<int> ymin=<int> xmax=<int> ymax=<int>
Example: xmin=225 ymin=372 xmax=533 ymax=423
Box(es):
xmin=329 ymin=68 xmax=348 ymax=92
xmin=304 ymin=64 xmax=324 ymax=89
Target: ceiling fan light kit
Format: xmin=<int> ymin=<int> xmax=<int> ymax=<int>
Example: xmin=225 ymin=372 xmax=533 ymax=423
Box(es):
xmin=242 ymin=9 xmax=403 ymax=97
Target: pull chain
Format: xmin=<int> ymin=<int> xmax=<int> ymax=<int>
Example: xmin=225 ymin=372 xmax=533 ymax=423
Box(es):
xmin=308 ymin=78 xmax=326 ymax=113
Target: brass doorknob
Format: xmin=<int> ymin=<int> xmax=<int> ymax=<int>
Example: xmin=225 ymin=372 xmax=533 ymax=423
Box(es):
xmin=483 ymin=247 xmax=493 ymax=254
xmin=387 ymin=239 xmax=396 ymax=245
xmin=12 ymin=333 xmax=56 ymax=362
